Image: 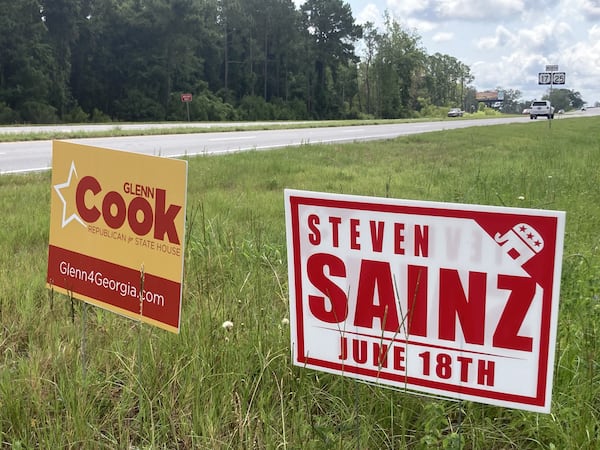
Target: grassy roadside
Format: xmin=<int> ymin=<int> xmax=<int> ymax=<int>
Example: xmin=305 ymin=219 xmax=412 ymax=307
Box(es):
xmin=1 ymin=117 xmax=599 ymax=448
xmin=0 ymin=119 xmax=409 ymax=142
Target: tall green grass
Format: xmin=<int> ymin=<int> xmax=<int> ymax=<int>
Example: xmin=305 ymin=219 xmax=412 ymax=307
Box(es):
xmin=1 ymin=118 xmax=599 ymax=448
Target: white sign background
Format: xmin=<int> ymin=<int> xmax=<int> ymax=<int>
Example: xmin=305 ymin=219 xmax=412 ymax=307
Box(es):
xmin=285 ymin=189 xmax=565 ymax=413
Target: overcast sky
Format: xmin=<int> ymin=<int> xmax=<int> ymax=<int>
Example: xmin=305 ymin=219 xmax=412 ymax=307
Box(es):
xmin=295 ymin=0 xmax=600 ymax=105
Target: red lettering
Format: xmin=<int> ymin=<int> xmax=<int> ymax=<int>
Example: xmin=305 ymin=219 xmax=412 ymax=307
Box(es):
xmin=74 ymin=178 xmax=181 ymax=244
xmin=350 ymin=218 xmax=360 ymax=250
xmin=102 ymin=191 xmax=126 ymax=229
xmin=353 ymin=339 xmax=368 ymax=364
xmin=128 ymin=196 xmax=154 ymax=236
xmin=414 ymin=224 xmax=429 ymax=257
xmin=407 ymin=265 xmax=428 ymax=337
xmin=373 ymin=342 xmax=388 ymax=368
xmin=307 ymin=253 xmax=348 ymax=323
xmin=354 ymin=260 xmax=399 ymax=332
xmin=438 ymin=269 xmax=486 ymax=345
xmin=370 ymin=220 xmax=384 ymax=252
xmin=457 ymin=356 xmax=473 ymax=382
xmin=394 ymin=223 xmax=405 ymax=254
xmin=153 ymin=188 xmax=181 ymax=244
xmin=76 ymin=176 xmax=101 ymax=222
xmin=329 ymin=216 xmax=341 ymax=247
xmin=393 ymin=346 xmax=406 ymax=371
xmin=308 ymin=214 xmax=320 ymax=245
xmin=477 ymin=359 xmax=495 ymax=386
xmin=493 ymin=275 xmax=536 ymax=351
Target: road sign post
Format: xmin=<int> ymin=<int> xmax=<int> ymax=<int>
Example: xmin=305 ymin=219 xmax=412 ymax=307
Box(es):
xmin=538 ymin=65 xmax=565 ymax=126
xmin=180 ymin=93 xmax=193 ymax=121
xmin=539 ymin=66 xmax=565 ymax=89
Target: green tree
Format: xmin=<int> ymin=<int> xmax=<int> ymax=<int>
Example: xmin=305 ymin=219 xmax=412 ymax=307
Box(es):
xmin=300 ymin=0 xmax=361 ymax=118
xmin=69 ymin=0 xmax=114 ymax=118
xmin=372 ymin=15 xmax=425 ymax=118
xmin=545 ymin=88 xmax=584 ymax=111
xmin=494 ymin=88 xmax=521 ymax=114
xmin=358 ymin=21 xmax=379 ymax=116
xmin=102 ymin=0 xmax=210 ymax=120
xmin=424 ymin=53 xmax=472 ymax=109
xmin=0 ymin=0 xmax=57 ymax=123
xmin=40 ymin=0 xmax=82 ymax=118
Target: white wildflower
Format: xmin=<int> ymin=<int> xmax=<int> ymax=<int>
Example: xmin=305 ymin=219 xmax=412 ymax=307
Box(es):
xmin=518 ymin=195 xmax=525 ymax=201
xmin=281 ymin=318 xmax=290 ymax=326
xmin=222 ymin=320 xmax=234 ymax=331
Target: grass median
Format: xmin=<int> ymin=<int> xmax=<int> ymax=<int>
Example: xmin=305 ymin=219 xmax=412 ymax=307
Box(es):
xmin=0 ymin=117 xmax=599 ymax=448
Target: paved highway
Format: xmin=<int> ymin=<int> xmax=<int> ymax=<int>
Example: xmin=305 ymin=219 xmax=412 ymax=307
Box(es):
xmin=0 ymin=111 xmax=594 ymax=175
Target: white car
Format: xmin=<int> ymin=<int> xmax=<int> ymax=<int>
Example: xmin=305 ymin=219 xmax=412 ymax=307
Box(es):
xmin=529 ymin=101 xmax=554 ymax=119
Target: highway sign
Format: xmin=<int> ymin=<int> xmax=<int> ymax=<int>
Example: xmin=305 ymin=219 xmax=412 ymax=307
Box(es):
xmin=552 ymin=72 xmax=566 ymax=85
xmin=538 ymin=73 xmax=552 ymax=85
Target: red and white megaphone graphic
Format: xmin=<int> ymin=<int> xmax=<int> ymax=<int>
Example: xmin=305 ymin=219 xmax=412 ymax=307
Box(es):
xmin=494 ymin=223 xmax=544 ymax=267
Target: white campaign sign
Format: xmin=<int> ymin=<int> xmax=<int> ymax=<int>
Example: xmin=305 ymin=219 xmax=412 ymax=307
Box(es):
xmin=285 ymin=189 xmax=565 ymax=413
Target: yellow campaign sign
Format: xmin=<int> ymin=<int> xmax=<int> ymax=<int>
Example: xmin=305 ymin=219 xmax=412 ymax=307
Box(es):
xmin=47 ymin=141 xmax=188 ymax=333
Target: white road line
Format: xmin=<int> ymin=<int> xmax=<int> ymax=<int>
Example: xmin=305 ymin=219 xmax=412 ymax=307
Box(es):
xmin=209 ymin=136 xmax=255 ymax=141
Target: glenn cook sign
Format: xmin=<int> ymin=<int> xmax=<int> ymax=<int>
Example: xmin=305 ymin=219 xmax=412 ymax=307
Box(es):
xmin=285 ymin=190 xmax=565 ymax=412
xmin=47 ymin=141 xmax=188 ymax=333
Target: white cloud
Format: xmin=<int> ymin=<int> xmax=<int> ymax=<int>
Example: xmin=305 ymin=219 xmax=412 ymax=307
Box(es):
xmin=404 ymin=18 xmax=438 ymax=33
xmin=589 ymin=23 xmax=600 ymax=40
xmin=432 ymin=32 xmax=454 ymax=42
xmin=581 ymin=0 xmax=600 ymax=19
xmin=435 ymin=0 xmax=525 ymax=20
xmin=348 ymin=0 xmax=600 ymax=103
xmin=386 ymin=0 xmax=432 ymax=16
xmin=515 ymin=19 xmax=572 ymax=54
xmin=477 ymin=25 xmax=515 ymax=50
xmin=355 ymin=3 xmax=381 ymax=25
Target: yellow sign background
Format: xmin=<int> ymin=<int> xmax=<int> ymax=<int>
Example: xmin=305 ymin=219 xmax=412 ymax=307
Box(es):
xmin=49 ymin=141 xmax=187 ymax=284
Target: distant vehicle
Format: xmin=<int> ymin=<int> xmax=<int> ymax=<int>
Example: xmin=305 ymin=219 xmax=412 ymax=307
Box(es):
xmin=581 ymin=106 xmax=586 ymax=111
xmin=447 ymin=108 xmax=463 ymax=117
xmin=492 ymin=101 xmax=503 ymax=108
xmin=522 ymin=108 xmax=530 ymax=115
xmin=558 ymin=109 xmax=565 ymax=114
xmin=529 ymin=100 xmax=554 ymax=119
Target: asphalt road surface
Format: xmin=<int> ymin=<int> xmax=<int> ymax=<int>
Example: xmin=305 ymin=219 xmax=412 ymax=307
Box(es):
xmin=0 ymin=111 xmax=595 ymax=175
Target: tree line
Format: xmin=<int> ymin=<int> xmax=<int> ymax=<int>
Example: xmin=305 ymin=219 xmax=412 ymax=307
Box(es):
xmin=1 ymin=0 xmax=479 ymax=124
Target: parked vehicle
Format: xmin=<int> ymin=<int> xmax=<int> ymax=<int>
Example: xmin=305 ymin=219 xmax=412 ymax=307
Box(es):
xmin=447 ymin=108 xmax=463 ymax=117
xmin=529 ymin=101 xmax=554 ymax=119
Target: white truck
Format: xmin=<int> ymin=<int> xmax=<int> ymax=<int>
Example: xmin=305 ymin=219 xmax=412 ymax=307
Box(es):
xmin=529 ymin=100 xmax=554 ymax=119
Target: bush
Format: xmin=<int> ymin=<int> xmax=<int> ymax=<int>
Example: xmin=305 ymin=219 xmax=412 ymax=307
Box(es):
xmin=18 ymin=101 xmax=58 ymax=123
xmin=63 ymin=105 xmax=89 ymax=123
xmin=113 ymin=89 xmax=165 ymax=121
xmin=238 ymin=95 xmax=272 ymax=121
xmin=90 ymin=108 xmax=112 ymax=123
xmin=0 ymin=102 xmax=19 ymax=124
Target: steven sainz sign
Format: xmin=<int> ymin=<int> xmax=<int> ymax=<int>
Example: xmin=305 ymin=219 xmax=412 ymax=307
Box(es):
xmin=284 ymin=189 xmax=565 ymax=412
xmin=47 ymin=141 xmax=187 ymax=333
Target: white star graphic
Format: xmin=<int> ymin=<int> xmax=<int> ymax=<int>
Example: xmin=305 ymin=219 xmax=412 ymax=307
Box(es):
xmin=54 ymin=161 xmax=87 ymax=228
